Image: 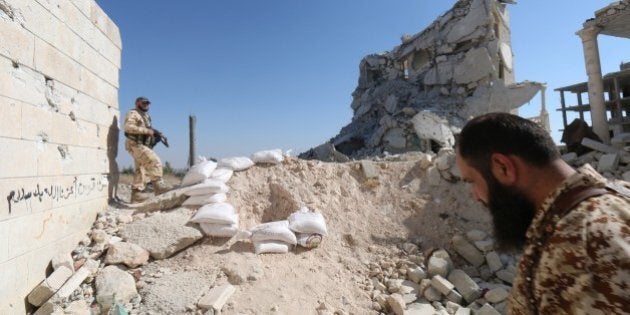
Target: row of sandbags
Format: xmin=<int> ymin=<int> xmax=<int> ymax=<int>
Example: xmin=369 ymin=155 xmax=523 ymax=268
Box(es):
xmin=179 ymin=150 xmax=327 ymax=254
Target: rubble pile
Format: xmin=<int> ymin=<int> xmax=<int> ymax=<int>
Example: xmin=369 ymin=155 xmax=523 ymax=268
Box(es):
xmin=561 ymin=136 xmax=630 ymax=181
xmin=301 ymin=0 xmax=543 ymax=161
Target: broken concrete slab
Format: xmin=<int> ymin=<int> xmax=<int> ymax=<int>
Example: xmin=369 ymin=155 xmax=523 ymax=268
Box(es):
xmin=27 ymin=266 xmax=73 ymax=307
xmin=141 ymin=270 xmax=215 ymax=314
xmin=597 ymin=153 xmax=620 ymax=173
xmin=129 ymin=188 xmax=189 ymax=214
xmin=198 ymin=284 xmax=236 ymax=312
xmin=581 ymin=137 xmax=620 ymax=154
xmin=119 ymin=208 xmax=203 ymax=260
xmin=411 ymin=111 xmax=455 ymax=148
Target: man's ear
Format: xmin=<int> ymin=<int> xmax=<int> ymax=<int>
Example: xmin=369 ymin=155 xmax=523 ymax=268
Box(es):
xmin=490 ymin=153 xmax=517 ymax=185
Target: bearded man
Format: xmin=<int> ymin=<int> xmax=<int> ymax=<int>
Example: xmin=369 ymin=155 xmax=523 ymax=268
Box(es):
xmin=455 ymin=112 xmax=629 ymax=314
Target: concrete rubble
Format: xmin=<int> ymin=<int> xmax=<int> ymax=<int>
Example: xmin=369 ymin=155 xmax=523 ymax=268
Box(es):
xmin=301 ymin=0 xmax=544 ymax=161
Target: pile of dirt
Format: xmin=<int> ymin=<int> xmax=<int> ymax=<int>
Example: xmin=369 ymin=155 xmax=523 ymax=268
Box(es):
xmin=112 ymin=152 xmax=491 ymax=314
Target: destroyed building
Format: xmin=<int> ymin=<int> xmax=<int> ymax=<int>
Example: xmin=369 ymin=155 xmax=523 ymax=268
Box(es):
xmin=301 ymin=0 xmax=545 ymax=161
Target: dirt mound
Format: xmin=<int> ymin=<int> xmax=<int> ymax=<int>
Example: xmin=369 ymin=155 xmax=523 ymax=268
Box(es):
xmin=123 ymin=153 xmax=491 ymax=314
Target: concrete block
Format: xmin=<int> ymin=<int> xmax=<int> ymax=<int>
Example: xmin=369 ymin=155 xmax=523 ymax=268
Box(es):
xmin=431 ymin=275 xmax=454 ymax=295
xmin=78 ymin=41 xmax=119 ymax=87
xmin=427 ymin=256 xmax=450 ymax=277
xmin=474 ymin=239 xmax=495 ymax=252
xmin=198 ymin=284 xmax=236 ymax=311
xmin=0 ymin=220 xmax=8 ymax=263
xmin=581 ymin=138 xmax=619 ymax=154
xmin=79 ymin=65 xmax=118 ymax=106
xmin=446 ymin=289 xmax=463 ymax=304
xmin=484 ymin=287 xmax=509 ymax=303
xmin=34 ymin=38 xmax=82 ymax=91
xmin=56 ymin=259 xmax=99 ymax=298
xmin=0 ymin=137 xmax=38 ymax=178
xmin=452 ymin=234 xmax=485 ymax=267
xmin=0 ymin=97 xmax=23 ymax=139
xmin=447 ymin=269 xmax=482 ymax=303
xmin=0 ymin=18 xmax=35 ymax=67
xmin=88 ymin=1 xmax=122 ymax=49
xmin=0 ymin=56 xmax=48 ymax=106
xmin=27 ymin=265 xmax=73 ymax=306
xmin=485 ymin=251 xmax=503 ymax=273
xmin=465 ymin=229 xmax=487 ymax=242
xmin=495 ymin=269 xmax=515 ymax=284
xmin=597 ymin=153 xmax=620 ymax=173
xmin=10 ymin=0 xmax=59 ymax=47
xmin=33 ymin=301 xmax=56 ymax=315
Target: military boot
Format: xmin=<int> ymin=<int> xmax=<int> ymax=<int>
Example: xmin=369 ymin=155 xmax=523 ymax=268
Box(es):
xmin=130 ymin=189 xmax=150 ymax=203
xmin=152 ymin=179 xmax=173 ymax=195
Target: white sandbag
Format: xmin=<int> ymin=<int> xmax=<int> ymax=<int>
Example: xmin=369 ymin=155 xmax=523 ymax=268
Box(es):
xmin=218 ymin=157 xmax=254 ymax=171
xmin=184 ymin=179 xmax=229 ymax=196
xmin=250 ymin=220 xmax=297 ymax=245
xmin=182 ymin=193 xmax=227 ymax=206
xmin=254 ymin=240 xmax=290 ymax=254
xmin=199 ymin=223 xmax=239 ymax=238
xmin=296 ymin=233 xmax=323 ymax=248
xmin=288 ymin=207 xmax=328 ymax=236
xmin=210 ymin=168 xmax=233 ymax=183
xmin=181 ymin=159 xmax=217 ymax=187
xmin=251 ymin=149 xmax=284 ymax=164
xmin=189 ymin=203 xmax=238 ymax=225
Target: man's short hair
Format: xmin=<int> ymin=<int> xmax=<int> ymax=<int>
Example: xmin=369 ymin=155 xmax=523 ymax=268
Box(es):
xmin=456 ymin=112 xmax=560 ymax=174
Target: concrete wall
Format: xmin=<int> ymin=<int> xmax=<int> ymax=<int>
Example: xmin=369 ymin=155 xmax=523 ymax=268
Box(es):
xmin=0 ymin=0 xmax=120 ymax=312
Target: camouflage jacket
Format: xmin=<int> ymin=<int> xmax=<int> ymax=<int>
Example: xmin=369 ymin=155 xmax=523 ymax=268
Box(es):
xmin=508 ymin=164 xmax=630 ymax=314
xmin=123 ymin=109 xmax=153 ymax=148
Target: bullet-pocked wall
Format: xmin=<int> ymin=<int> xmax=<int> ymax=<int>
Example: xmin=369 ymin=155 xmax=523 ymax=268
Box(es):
xmin=0 ymin=0 xmax=120 ymax=312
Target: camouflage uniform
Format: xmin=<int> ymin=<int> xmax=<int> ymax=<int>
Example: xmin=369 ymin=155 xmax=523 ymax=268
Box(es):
xmin=508 ymin=164 xmax=630 ymax=314
xmin=123 ymin=109 xmax=163 ymax=191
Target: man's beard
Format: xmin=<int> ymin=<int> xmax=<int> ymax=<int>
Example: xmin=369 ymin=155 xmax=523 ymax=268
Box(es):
xmin=484 ymin=175 xmax=536 ymax=251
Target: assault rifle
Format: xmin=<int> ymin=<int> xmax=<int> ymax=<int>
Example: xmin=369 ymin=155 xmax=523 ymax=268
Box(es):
xmin=151 ymin=129 xmax=169 ymax=148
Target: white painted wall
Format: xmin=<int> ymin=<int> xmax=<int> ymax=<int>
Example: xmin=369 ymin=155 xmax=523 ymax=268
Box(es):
xmin=0 ymin=0 xmax=120 ymax=312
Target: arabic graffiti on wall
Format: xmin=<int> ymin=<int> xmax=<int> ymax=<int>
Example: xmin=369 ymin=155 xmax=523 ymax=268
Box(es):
xmin=6 ymin=176 xmax=107 ymax=214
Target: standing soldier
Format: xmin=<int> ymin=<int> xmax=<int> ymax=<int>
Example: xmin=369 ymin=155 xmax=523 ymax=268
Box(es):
xmin=124 ymin=96 xmax=172 ymax=203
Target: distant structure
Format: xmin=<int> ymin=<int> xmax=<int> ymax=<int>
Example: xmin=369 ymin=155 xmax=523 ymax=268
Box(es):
xmin=301 ymin=0 xmax=545 ymax=161
xmin=566 ymin=0 xmax=630 ymax=144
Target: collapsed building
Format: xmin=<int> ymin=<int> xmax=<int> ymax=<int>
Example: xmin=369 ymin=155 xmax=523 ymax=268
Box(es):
xmin=301 ymin=0 xmax=546 ymax=161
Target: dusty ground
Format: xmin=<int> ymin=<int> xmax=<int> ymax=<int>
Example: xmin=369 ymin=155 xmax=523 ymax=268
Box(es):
xmin=113 ymin=153 xmax=492 ymax=314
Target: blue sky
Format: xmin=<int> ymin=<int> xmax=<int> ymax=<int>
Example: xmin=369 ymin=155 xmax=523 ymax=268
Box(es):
xmin=96 ymin=0 xmax=630 ymax=169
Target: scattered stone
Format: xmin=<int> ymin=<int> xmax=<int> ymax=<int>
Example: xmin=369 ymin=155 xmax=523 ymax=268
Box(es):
xmin=27 ymin=266 xmax=73 ymax=306
xmin=581 ymin=138 xmax=619 ymax=154
xmin=430 ymin=275 xmax=454 ymax=295
xmin=446 ymin=290 xmax=463 ymax=304
xmin=423 ymin=286 xmax=442 ymax=302
xmin=495 ymin=269 xmax=515 ymax=284
xmin=95 ymin=265 xmax=138 ymax=310
xmin=51 ymin=252 xmax=74 ymax=272
xmin=104 ymin=241 xmax=150 ymax=268
xmin=454 ymin=307 xmax=472 ymax=315
xmin=407 ymin=266 xmax=427 ymax=283
xmin=405 ymin=303 xmax=436 ymax=315
xmin=447 ymin=269 xmax=482 ymax=303
xmin=477 ymin=303 xmax=501 ymax=315
xmin=473 ymin=239 xmax=495 ymax=252
xmin=360 ymin=160 xmax=379 ymax=179
xmin=386 ymin=293 xmax=406 ymax=315
xmin=452 ymin=235 xmax=485 ymax=267
xmin=465 ymin=230 xmax=487 ymax=242
xmin=484 ymin=287 xmax=509 ymax=303
xmin=91 ymin=229 xmax=110 ymax=244
xmin=198 ymin=284 xmax=236 ymax=313
xmin=485 ymin=251 xmax=503 ymax=273
xmin=597 ymin=153 xmax=620 ymax=173
xmin=117 ymin=214 xmax=134 ymax=224
xmin=427 ymin=256 xmax=450 ymax=278
xmin=57 ymin=259 xmax=99 ymax=299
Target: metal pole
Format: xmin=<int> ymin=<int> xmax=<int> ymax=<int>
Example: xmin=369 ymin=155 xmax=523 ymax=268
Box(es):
xmin=188 ymin=115 xmax=196 ymax=167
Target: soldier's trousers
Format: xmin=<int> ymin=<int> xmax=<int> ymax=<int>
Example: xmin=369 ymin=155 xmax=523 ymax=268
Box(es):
xmin=126 ymin=143 xmax=163 ymax=191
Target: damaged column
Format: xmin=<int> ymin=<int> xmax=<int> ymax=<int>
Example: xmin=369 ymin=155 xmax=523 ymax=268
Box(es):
xmin=577 ymin=25 xmax=609 ymax=143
